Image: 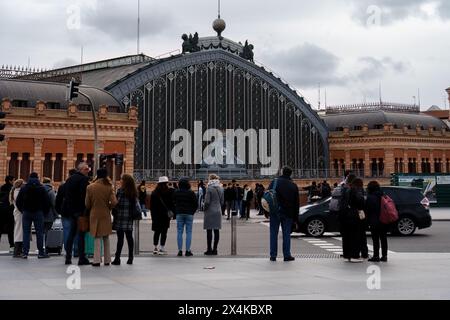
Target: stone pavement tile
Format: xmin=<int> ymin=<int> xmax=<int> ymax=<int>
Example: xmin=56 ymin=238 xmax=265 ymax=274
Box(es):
xmin=0 ymin=279 xmax=66 ymax=300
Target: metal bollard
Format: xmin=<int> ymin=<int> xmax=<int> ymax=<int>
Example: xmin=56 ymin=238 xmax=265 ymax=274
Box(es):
xmin=231 ymin=210 xmax=237 ymax=256
xmin=134 ymin=220 xmax=140 ymax=256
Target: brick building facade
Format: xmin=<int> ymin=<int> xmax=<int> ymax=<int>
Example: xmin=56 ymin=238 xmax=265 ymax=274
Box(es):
xmin=323 ymin=96 xmax=450 ymax=180
xmin=0 ymin=79 xmax=138 ymax=183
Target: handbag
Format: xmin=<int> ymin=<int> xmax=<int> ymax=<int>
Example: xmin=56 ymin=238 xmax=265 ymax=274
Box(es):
xmin=78 ymin=209 xmax=90 ymax=232
xmin=131 ymin=199 xmax=143 ymax=221
xmin=158 ymin=195 xmax=174 ymax=219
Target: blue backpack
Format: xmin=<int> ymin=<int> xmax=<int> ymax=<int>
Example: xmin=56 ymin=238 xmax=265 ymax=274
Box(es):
xmin=262 ymin=179 xmax=279 ymax=216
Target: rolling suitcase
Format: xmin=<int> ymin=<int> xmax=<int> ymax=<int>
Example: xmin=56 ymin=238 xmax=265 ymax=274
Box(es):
xmin=45 ymin=218 xmax=63 ymax=255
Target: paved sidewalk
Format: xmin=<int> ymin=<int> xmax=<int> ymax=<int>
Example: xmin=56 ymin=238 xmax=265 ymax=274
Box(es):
xmin=430 ymin=207 xmax=450 ymax=221
xmin=0 ymin=253 xmax=449 ymax=300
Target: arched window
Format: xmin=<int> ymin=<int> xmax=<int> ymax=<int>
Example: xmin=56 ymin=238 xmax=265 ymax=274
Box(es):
xmin=20 ymin=153 xmax=31 ymax=180
xmin=43 ymin=153 xmax=53 ymax=179
xmin=8 ymin=153 xmax=19 ymax=178
xmin=53 ymin=153 xmax=63 ymax=182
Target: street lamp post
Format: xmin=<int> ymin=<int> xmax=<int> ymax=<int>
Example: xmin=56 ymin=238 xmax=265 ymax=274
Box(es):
xmin=78 ymin=91 xmax=99 ymax=174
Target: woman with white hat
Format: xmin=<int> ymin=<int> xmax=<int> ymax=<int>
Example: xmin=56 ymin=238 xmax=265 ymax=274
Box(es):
xmin=150 ymin=176 xmax=175 ymax=255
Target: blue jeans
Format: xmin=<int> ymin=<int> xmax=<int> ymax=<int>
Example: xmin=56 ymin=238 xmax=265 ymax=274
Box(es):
xmin=269 ymin=209 xmax=293 ymax=258
xmin=176 ymin=214 xmax=194 ymax=252
xmin=236 ymin=200 xmax=242 ymax=216
xmin=62 ymin=217 xmax=79 ymax=256
xmin=22 ymin=211 xmax=45 ymax=256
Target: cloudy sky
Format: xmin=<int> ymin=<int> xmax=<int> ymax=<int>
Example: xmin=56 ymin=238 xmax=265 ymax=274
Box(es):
xmin=1 ymin=0 xmax=449 ymax=109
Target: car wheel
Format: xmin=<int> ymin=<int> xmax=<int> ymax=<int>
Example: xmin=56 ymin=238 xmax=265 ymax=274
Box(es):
xmin=306 ymin=218 xmax=326 ymax=237
xmin=396 ymin=217 xmax=416 ymax=236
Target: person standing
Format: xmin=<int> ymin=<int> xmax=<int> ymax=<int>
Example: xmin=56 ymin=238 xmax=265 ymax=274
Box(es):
xmin=85 ymin=169 xmax=118 ymax=267
xmin=256 ymin=184 xmax=265 ymax=216
xmin=174 ymin=178 xmax=198 ymax=257
xmin=63 ymin=163 xmax=91 ymax=266
xmin=15 ymin=173 xmax=51 ymax=259
xmin=197 ymin=180 xmax=206 ymax=212
xmin=268 ymin=167 xmax=299 ymax=262
xmin=112 ymin=174 xmax=138 ymax=265
xmin=55 ymin=169 xmax=78 ymax=259
xmin=150 ymin=176 xmax=175 ymax=255
xmin=9 ymin=179 xmax=24 ymax=258
xmin=203 ymin=174 xmax=224 ymax=256
xmin=365 ymin=181 xmax=389 ymax=262
xmin=242 ymin=185 xmax=254 ymax=220
xmin=235 ymin=184 xmax=244 ymax=218
xmin=0 ymin=175 xmax=15 ymax=253
xmin=138 ymin=180 xmax=148 ymax=217
xmin=224 ymin=184 xmax=233 ymax=220
xmin=341 ymin=177 xmax=366 ymax=263
xmin=42 ymin=178 xmax=58 ymax=252
xmin=321 ymin=180 xmax=332 ymax=199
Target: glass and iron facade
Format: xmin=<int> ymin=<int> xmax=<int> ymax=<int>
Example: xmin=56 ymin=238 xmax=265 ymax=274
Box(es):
xmin=107 ymin=50 xmax=329 ymax=180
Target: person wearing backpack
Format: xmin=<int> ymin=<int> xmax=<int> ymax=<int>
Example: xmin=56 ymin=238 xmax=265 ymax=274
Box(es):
xmin=365 ymin=181 xmax=389 ymax=262
xmin=42 ymin=178 xmax=58 ymax=251
xmin=174 ymin=178 xmax=198 ymax=257
xmin=267 ymin=166 xmax=299 ymax=262
xmin=15 ymin=173 xmax=51 ymax=259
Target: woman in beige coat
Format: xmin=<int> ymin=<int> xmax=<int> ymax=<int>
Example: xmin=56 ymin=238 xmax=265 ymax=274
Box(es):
xmin=85 ymin=169 xmax=118 ymax=267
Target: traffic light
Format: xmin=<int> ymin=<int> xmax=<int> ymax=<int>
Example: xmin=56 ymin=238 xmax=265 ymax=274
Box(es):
xmin=0 ymin=112 xmax=6 ymax=142
xmin=66 ymin=78 xmax=80 ymax=101
xmin=99 ymin=154 xmax=108 ymax=169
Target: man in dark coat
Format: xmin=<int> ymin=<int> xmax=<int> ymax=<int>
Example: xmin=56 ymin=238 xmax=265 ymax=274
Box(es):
xmin=62 ymin=163 xmax=90 ymax=265
xmin=0 ymin=175 xmax=15 ymax=252
xmin=16 ymin=173 xmax=50 ymax=259
xmin=55 ymin=169 xmax=77 ymax=258
xmin=268 ymin=166 xmax=299 ymax=262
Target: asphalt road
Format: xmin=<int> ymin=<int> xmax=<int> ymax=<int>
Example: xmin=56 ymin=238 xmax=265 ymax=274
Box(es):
xmin=1 ymin=211 xmax=449 ymax=257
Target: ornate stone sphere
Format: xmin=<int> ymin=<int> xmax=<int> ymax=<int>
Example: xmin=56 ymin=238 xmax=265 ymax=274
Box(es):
xmin=213 ymin=18 xmax=226 ymax=37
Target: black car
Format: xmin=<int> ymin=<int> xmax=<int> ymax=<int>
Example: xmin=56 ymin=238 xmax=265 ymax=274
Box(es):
xmin=296 ymin=186 xmax=432 ymax=237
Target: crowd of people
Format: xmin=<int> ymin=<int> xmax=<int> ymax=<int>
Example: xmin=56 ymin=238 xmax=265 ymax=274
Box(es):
xmin=0 ymin=165 xmax=391 ymax=266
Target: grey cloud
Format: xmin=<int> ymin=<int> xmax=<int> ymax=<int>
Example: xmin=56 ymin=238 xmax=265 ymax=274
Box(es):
xmin=438 ymin=1 xmax=450 ymax=19
xmin=263 ymin=43 xmax=347 ymax=88
xmin=53 ymin=58 xmax=79 ymax=69
xmin=357 ymin=57 xmax=410 ymax=81
xmin=82 ymin=0 xmax=172 ymax=41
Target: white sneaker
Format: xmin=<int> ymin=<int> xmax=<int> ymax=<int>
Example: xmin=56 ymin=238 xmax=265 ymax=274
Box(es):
xmin=158 ymin=249 xmax=168 ymax=256
xmin=153 ymin=248 xmax=159 ymax=255
xmin=349 ymin=258 xmax=364 ymax=263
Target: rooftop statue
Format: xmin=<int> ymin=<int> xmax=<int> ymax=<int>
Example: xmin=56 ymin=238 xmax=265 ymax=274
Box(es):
xmin=182 ymin=32 xmax=200 ymax=54
xmin=240 ymin=40 xmax=254 ymax=62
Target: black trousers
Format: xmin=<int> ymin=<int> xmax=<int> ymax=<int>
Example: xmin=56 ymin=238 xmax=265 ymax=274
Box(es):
xmin=341 ymin=218 xmax=364 ymax=259
xmin=206 ymin=229 xmax=220 ymax=251
xmin=115 ymin=230 xmax=134 ymax=258
xmin=153 ymin=229 xmax=168 ymax=246
xmin=371 ymin=225 xmax=388 ymax=258
xmin=360 ymin=221 xmax=369 ymax=258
